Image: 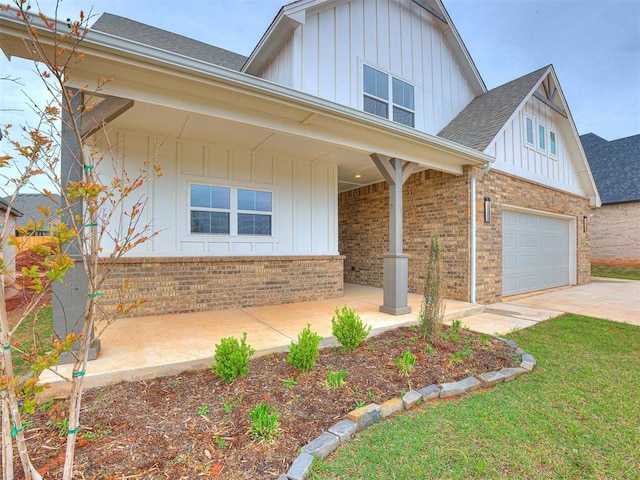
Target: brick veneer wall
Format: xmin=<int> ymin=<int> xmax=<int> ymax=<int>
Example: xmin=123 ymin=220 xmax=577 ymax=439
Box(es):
xmin=590 ymin=202 xmax=640 ymax=266
xmin=339 ymin=167 xmax=591 ymax=305
xmin=340 ymin=169 xmax=470 ymax=302
xmin=99 ymin=255 xmax=344 ymax=317
xmin=475 ymin=169 xmax=591 ymax=303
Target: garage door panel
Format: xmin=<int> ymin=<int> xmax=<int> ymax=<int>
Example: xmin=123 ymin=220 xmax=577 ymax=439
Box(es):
xmin=502 ymin=210 xmax=573 ymax=296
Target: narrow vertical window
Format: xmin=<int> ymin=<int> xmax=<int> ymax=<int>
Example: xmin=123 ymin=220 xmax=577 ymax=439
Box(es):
xmin=549 ymin=130 xmax=557 ymax=156
xmin=525 ymin=116 xmax=534 ymax=145
xmin=363 ymin=65 xmax=389 ymax=119
xmin=538 ymin=123 xmax=546 ymax=150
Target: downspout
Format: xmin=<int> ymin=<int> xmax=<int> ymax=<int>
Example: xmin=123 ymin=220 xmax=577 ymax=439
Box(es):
xmin=469 ymin=159 xmax=495 ymax=304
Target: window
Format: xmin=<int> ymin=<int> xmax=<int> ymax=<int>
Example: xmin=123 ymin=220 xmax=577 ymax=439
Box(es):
xmin=190 ymin=184 xmax=272 ymax=236
xmin=524 ymin=116 xmax=534 ymax=145
xmin=190 ymin=185 xmax=230 ymax=234
xmin=237 ymin=189 xmax=272 ymax=235
xmin=538 ymin=123 xmax=546 ymax=150
xmin=363 ymin=65 xmax=414 ymax=127
xmin=549 ymin=130 xmax=557 ymax=156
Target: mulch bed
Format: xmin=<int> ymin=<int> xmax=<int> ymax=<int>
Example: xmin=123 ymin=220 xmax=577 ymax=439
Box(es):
xmin=17 ymin=324 xmax=518 ymax=479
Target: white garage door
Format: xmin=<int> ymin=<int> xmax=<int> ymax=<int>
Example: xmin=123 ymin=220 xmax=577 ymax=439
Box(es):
xmin=502 ymin=210 xmax=573 ymax=296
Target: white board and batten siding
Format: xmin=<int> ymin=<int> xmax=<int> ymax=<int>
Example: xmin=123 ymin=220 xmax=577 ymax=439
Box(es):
xmin=94 ymin=130 xmax=338 ymax=257
xmin=259 ymin=0 xmax=475 ymax=135
xmin=486 ymin=93 xmax=585 ymax=197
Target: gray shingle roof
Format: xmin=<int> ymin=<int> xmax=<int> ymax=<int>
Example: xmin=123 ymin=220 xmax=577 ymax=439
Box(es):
xmin=580 ymin=133 xmax=640 ymax=204
xmin=438 ymin=65 xmax=550 ymax=151
xmin=2 ymin=194 xmax=61 ymax=231
xmin=92 ymin=13 xmax=247 ymax=71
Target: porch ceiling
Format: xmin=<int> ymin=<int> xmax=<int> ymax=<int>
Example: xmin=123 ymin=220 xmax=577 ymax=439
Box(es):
xmin=103 ymin=100 xmax=408 ymax=192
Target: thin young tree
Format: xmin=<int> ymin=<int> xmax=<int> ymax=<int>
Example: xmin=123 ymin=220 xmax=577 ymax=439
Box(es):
xmin=419 ymin=232 xmax=445 ymax=342
xmin=1 ymin=2 xmax=161 ymax=477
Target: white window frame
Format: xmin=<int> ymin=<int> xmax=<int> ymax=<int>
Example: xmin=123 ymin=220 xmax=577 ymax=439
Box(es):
xmin=524 ymin=115 xmax=534 ymax=146
xmin=189 ymin=182 xmax=273 ymax=236
xmin=549 ymin=129 xmax=558 ymax=157
xmin=362 ymin=63 xmax=415 ymax=128
xmin=537 ymin=122 xmax=546 ymax=151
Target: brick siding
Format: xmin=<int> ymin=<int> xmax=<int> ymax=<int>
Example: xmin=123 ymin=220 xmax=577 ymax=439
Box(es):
xmin=99 ymin=255 xmax=344 ymax=317
xmin=590 ymin=202 xmax=640 ymax=266
xmin=339 ymin=167 xmax=591 ymax=305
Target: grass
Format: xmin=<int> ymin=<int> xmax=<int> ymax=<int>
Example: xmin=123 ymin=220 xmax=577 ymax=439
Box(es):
xmin=591 ymin=264 xmax=640 ymax=281
xmin=10 ymin=305 xmax=54 ymax=377
xmin=313 ymin=314 xmax=640 ymax=479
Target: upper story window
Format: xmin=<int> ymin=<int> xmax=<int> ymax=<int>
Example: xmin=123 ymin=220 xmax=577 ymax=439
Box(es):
xmin=524 ymin=116 xmax=534 ymax=146
xmin=190 ymin=184 xmax=272 ymax=235
xmin=363 ymin=64 xmax=415 ymax=127
xmin=549 ymin=130 xmax=557 ymax=156
xmin=538 ymin=123 xmax=546 ymax=151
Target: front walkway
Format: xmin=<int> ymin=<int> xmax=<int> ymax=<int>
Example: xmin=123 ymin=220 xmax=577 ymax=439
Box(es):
xmin=41 ymin=284 xmax=482 ymax=396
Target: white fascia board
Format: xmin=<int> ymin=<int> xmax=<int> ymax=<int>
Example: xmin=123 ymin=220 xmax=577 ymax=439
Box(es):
xmin=435 ymin=0 xmax=486 ymax=95
xmin=0 ymin=7 xmax=491 ymax=171
xmin=242 ymin=7 xmax=303 ymax=75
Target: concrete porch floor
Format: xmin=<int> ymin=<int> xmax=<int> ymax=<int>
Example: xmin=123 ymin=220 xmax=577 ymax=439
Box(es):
xmin=41 ymin=278 xmax=639 ymax=396
xmin=41 ymin=284 xmax=482 ymax=395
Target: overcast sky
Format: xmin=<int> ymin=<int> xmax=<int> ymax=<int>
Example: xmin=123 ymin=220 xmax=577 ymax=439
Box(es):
xmin=1 ymin=0 xmax=639 ymax=142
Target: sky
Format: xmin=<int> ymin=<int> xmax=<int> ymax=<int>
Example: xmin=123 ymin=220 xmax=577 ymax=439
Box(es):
xmin=1 ymin=0 xmax=639 ymax=143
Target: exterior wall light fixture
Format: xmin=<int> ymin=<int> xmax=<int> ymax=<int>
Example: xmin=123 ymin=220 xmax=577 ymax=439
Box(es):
xmin=483 ymin=196 xmax=491 ymax=223
xmin=583 ymin=215 xmax=587 ymax=233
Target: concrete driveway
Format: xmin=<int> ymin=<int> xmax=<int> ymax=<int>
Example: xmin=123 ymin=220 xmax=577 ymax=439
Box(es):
xmin=461 ymin=277 xmax=640 ymax=334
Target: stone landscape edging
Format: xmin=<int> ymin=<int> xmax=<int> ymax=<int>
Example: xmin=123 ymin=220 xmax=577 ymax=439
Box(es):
xmin=277 ymin=337 xmax=536 ymax=480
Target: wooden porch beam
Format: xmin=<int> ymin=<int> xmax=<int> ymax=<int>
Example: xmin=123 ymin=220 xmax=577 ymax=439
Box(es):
xmin=80 ymin=95 xmax=134 ymax=139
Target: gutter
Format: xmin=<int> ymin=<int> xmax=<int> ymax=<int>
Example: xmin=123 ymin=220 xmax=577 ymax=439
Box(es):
xmin=469 ymin=158 xmax=495 ymax=304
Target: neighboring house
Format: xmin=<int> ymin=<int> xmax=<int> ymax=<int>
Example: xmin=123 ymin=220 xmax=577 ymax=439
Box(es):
xmin=3 ymin=193 xmax=62 ymax=236
xmin=0 ymin=198 xmax=22 ymax=278
xmin=581 ymin=133 xmax=640 ymax=266
xmin=0 ymin=0 xmax=600 ymax=339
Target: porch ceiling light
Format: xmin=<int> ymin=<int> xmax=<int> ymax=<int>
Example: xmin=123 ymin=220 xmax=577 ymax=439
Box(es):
xmin=354 ymin=173 xmax=362 ymax=179
xmin=484 ymin=196 xmax=491 ymax=223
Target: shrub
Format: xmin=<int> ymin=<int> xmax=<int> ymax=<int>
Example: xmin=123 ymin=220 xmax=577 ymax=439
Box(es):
xmin=325 ymin=370 xmax=348 ymax=390
xmin=331 ymin=306 xmax=371 ymax=352
xmin=287 ymin=323 xmax=322 ymax=372
xmin=395 ymin=350 xmax=417 ymax=377
xmin=248 ymin=402 xmax=281 ymax=443
xmin=212 ymin=332 xmax=255 ymax=384
xmin=419 ymin=233 xmax=445 ymax=341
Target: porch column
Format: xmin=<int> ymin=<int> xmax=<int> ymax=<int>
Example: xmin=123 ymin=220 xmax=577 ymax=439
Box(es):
xmin=53 ymin=88 xmax=100 ymax=363
xmin=371 ymin=154 xmax=418 ymax=315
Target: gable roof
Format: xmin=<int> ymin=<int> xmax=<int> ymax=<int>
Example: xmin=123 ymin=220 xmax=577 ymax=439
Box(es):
xmin=438 ymin=65 xmax=549 ymax=151
xmin=580 ymin=133 xmax=640 ymax=204
xmin=91 ymin=13 xmax=247 ymax=71
xmin=2 ymin=194 xmax=60 ymax=229
xmin=243 ymin=0 xmax=486 ymax=95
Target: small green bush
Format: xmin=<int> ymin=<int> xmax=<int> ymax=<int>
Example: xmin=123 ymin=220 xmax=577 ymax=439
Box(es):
xmin=331 ymin=306 xmax=371 ymax=352
xmin=248 ymin=402 xmax=281 ymax=443
xmin=287 ymin=323 xmax=322 ymax=372
xmin=212 ymin=332 xmax=255 ymax=384
xmin=325 ymin=370 xmax=348 ymax=390
xmin=395 ymin=350 xmax=417 ymax=377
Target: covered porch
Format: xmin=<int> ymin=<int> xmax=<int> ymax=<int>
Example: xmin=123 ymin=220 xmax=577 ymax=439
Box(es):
xmin=40 ymin=284 xmax=483 ymax=397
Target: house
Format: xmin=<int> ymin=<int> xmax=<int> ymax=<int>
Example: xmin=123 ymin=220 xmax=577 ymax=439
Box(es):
xmin=2 ymin=193 xmax=62 ymax=236
xmin=581 ymin=133 xmax=640 ymax=266
xmin=0 ymin=198 xmax=22 ymax=279
xmin=0 ymin=0 xmax=600 ymax=353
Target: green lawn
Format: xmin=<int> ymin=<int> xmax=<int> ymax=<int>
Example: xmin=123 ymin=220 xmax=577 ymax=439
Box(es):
xmin=591 ymin=264 xmax=640 ymax=281
xmin=313 ymin=315 xmax=640 ymax=479
xmin=10 ymin=305 xmax=54 ymax=377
